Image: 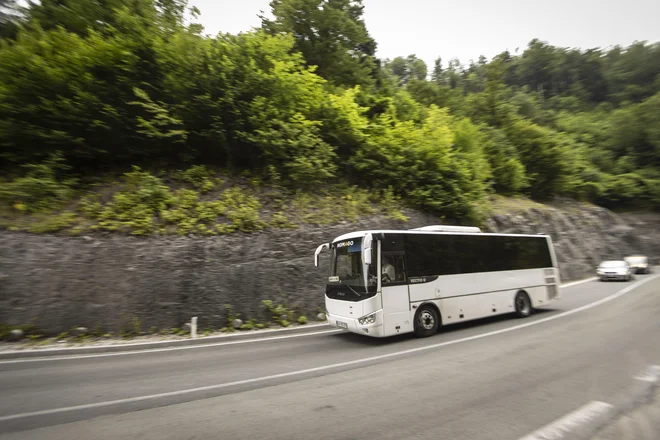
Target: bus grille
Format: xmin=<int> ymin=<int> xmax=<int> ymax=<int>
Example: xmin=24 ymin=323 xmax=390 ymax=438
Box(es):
xmin=547 ymin=284 xmax=558 ymax=299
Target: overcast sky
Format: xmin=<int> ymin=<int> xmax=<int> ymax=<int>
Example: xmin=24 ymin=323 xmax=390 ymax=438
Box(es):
xmin=189 ymin=0 xmax=660 ymax=66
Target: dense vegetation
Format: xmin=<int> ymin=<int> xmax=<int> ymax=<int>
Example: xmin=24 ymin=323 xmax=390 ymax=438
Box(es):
xmin=0 ymin=0 xmax=659 ymax=235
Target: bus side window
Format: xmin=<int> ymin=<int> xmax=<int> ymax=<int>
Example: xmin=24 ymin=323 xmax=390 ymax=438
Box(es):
xmin=383 ymin=254 xmax=406 ymax=283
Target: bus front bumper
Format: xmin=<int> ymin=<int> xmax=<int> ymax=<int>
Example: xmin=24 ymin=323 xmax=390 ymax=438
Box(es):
xmin=327 ymin=310 xmax=386 ymax=337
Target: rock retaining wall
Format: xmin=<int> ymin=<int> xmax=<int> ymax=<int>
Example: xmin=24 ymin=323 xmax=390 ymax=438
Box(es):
xmin=1 ymin=204 xmax=658 ymax=334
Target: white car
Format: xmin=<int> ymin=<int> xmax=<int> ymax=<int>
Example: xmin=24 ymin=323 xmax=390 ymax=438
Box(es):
xmin=597 ymin=260 xmax=633 ymax=281
xmin=624 ymin=255 xmax=650 ymax=274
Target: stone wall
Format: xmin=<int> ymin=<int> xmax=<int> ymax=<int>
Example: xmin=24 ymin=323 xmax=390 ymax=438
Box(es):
xmin=1 ymin=204 xmax=659 ymax=334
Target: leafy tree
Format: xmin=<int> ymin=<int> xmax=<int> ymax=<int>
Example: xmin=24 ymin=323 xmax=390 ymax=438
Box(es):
xmin=431 ymin=57 xmax=443 ymax=85
xmin=350 ymin=106 xmax=488 ymax=220
xmin=478 ymin=126 xmax=527 ymax=194
xmin=608 ymin=93 xmax=660 ymax=168
xmin=261 ymin=0 xmax=378 ymax=87
xmin=2 ymin=0 xmax=660 ymax=225
xmin=407 ymin=55 xmax=427 ymax=81
xmin=0 ymin=0 xmax=22 ymax=39
xmin=504 ymin=120 xmax=580 ymax=199
xmin=387 ymin=56 xmax=408 ymax=85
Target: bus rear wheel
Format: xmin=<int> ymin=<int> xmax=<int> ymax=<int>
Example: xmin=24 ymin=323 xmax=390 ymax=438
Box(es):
xmin=414 ymin=305 xmax=439 ymax=338
xmin=514 ymin=291 xmax=532 ymax=318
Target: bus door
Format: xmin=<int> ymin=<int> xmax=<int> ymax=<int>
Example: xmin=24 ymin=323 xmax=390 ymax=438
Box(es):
xmin=380 ymin=253 xmax=412 ymax=334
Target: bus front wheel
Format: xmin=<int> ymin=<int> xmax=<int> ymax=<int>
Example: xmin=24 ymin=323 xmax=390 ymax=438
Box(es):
xmin=514 ymin=291 xmax=532 ymax=318
xmin=414 ymin=305 xmax=440 ymax=338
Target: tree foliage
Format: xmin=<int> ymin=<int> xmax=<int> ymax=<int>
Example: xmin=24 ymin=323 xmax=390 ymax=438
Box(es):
xmin=1 ymin=0 xmax=659 ymax=230
xmin=261 ymin=0 xmax=378 ymax=88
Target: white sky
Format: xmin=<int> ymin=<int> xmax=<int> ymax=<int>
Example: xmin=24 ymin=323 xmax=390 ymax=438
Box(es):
xmin=190 ymin=0 xmax=660 ymax=66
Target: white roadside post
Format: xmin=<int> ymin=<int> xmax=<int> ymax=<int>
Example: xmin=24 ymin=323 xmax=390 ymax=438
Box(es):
xmin=191 ymin=317 xmax=198 ymax=339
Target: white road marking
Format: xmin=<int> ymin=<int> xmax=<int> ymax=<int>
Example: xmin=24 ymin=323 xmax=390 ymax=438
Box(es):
xmin=559 ymin=277 xmax=597 ymax=288
xmin=634 ymin=365 xmax=660 ymax=383
xmin=0 ymin=275 xmax=599 ymax=364
xmin=0 ymin=274 xmax=657 ymax=423
xmin=0 ymin=321 xmax=332 ymax=356
xmin=0 ymin=330 xmax=342 ymax=365
xmin=517 ymin=400 xmax=614 ymax=440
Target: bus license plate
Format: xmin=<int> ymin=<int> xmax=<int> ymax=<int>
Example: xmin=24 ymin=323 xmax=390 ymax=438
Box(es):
xmin=336 ymin=320 xmax=348 ymax=329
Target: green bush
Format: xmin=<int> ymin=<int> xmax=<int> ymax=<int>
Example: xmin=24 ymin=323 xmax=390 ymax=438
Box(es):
xmin=27 ymin=211 xmax=77 ymax=233
xmin=350 ymin=107 xmax=487 ymax=221
xmin=270 ymin=211 xmax=297 ymax=229
xmin=289 ymin=187 xmax=377 ymax=226
xmin=161 ymin=189 xmax=204 ymax=234
xmin=0 ymin=324 xmax=10 ymax=340
xmin=262 ymin=300 xmax=294 ymax=325
xmin=0 ymin=153 xmax=76 ymax=213
xmin=90 ymin=167 xmax=172 ymax=235
xmin=174 ymin=165 xmax=216 ymax=193
xmin=132 ymin=317 xmax=142 ymax=335
xmin=160 ymin=186 xmax=263 ymax=235
xmin=297 ymin=316 xmax=308 ymax=325
xmin=0 ymin=322 xmax=44 ymax=340
xmin=598 ymin=173 xmax=660 ymax=208
xmin=218 ymin=187 xmax=265 ymax=233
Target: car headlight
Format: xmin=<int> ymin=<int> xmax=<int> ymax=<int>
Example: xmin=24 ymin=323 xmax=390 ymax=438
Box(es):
xmin=358 ymin=313 xmax=376 ymax=325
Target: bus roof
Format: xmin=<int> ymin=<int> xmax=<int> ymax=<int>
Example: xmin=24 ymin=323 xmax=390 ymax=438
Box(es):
xmin=331 ymin=229 xmax=551 ymax=243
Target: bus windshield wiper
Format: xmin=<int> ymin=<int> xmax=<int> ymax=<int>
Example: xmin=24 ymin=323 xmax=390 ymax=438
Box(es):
xmin=344 ymin=283 xmax=362 ymax=297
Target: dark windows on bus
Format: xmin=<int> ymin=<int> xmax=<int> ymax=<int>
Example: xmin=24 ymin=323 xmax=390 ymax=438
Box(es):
xmin=382 ymin=254 xmax=406 ymax=284
xmin=403 ymin=234 xmax=437 ymax=277
xmin=381 ymin=234 xmax=405 ymax=252
xmin=404 ymin=234 xmax=552 ymax=277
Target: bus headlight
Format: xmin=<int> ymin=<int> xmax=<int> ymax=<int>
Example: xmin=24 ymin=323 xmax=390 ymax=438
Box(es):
xmin=358 ymin=313 xmax=376 ymax=325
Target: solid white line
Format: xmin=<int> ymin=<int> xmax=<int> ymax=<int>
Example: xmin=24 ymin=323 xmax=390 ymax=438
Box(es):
xmin=518 ymin=400 xmax=615 ymax=440
xmin=0 ymin=275 xmax=597 ymax=364
xmin=559 ymin=277 xmax=597 ymax=288
xmin=0 ymin=273 xmax=657 ymax=423
xmin=0 ymin=330 xmax=342 ymax=365
xmin=0 ymin=322 xmax=332 ymax=355
xmin=634 ymin=365 xmax=660 ymax=383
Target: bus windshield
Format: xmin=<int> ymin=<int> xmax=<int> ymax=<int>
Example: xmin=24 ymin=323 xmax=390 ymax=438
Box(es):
xmin=329 ymin=238 xmax=376 ymax=288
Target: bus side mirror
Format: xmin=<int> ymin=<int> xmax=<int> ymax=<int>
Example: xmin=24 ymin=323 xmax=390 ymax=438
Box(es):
xmin=314 ymin=243 xmax=329 ymax=267
xmin=362 ymin=233 xmax=373 ymax=265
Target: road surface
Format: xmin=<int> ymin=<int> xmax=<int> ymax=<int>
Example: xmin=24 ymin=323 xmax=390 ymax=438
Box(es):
xmin=1 ymin=273 xmax=659 ymax=439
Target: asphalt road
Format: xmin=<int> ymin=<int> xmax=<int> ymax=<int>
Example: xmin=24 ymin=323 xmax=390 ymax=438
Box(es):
xmin=592 ymin=388 xmax=660 ymax=440
xmin=1 ymin=273 xmax=659 ymax=440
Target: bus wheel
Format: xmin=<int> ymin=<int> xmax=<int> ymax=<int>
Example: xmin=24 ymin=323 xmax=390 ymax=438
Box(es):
xmin=514 ymin=291 xmax=532 ymax=318
xmin=414 ymin=305 xmax=439 ymax=338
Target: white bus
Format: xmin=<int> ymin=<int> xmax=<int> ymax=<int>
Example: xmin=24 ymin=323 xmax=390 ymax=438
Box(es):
xmin=314 ymin=225 xmax=560 ymax=338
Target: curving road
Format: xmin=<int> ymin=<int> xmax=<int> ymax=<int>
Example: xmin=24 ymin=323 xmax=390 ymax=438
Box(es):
xmin=1 ymin=273 xmax=659 ymax=439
